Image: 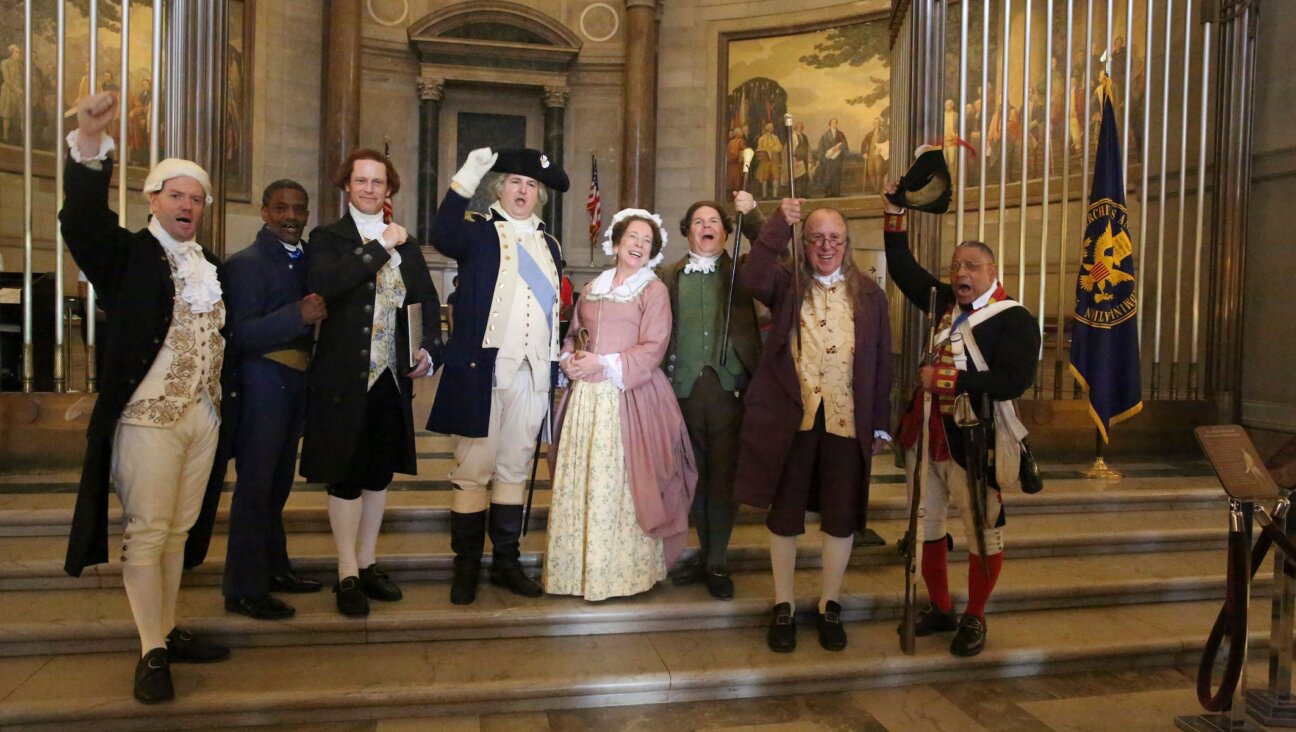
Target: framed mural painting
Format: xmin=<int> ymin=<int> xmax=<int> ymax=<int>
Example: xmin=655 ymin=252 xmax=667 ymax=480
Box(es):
xmin=718 ymin=14 xmax=892 ymax=202
xmin=0 ymin=0 xmax=254 ymax=201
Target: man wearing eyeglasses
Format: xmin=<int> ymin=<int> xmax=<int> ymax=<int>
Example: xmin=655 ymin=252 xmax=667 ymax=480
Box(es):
xmin=733 ymin=198 xmax=893 ymax=654
xmin=882 ymin=180 xmax=1040 ymax=657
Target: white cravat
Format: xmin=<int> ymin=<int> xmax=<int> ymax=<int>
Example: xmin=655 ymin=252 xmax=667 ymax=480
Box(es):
xmin=350 ymin=204 xmax=400 ymax=268
xmin=813 ymin=267 xmax=846 ymax=287
xmin=683 ymin=252 xmax=720 ymax=275
xmin=148 ymin=219 xmax=222 ymax=313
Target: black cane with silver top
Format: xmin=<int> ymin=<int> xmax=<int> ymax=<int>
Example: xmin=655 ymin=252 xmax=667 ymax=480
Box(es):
xmin=782 ymin=113 xmax=801 ymax=347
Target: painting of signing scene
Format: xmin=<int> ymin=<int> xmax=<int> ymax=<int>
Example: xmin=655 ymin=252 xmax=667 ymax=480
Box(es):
xmin=720 ymin=15 xmax=891 ymax=201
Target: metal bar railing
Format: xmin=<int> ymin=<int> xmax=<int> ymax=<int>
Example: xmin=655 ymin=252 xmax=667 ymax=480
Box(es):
xmin=53 ymin=0 xmax=67 ymax=392
xmin=21 ymin=0 xmax=33 ymax=392
xmin=1170 ymin=0 xmax=1192 ymax=399
xmin=1150 ymin=0 xmax=1173 ymax=399
xmin=977 ymin=0 xmax=989 ymax=245
xmin=85 ymin=0 xmax=99 ymax=393
xmin=996 ymin=0 xmax=1011 ymax=268
xmin=1054 ymin=0 xmax=1077 ymax=398
xmin=1017 ymin=0 xmax=1032 ymax=302
xmin=955 ymin=0 xmax=969 ymax=244
xmin=1189 ymin=19 xmax=1212 ymax=399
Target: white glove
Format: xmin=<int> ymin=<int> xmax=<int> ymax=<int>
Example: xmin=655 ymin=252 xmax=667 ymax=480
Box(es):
xmin=452 ymin=147 xmax=498 ymax=197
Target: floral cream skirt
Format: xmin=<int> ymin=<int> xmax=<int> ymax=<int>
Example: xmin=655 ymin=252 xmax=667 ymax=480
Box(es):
xmin=543 ymin=379 xmax=666 ymax=601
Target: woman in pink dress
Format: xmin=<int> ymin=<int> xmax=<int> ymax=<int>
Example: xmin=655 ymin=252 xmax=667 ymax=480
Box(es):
xmin=543 ymin=209 xmax=697 ymax=601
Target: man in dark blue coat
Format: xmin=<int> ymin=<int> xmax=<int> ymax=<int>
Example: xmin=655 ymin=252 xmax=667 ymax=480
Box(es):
xmin=428 ymin=148 xmax=569 ymax=605
xmin=220 ymin=180 xmax=328 ymax=620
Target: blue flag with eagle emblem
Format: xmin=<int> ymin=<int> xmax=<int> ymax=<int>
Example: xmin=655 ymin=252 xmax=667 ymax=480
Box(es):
xmin=1068 ymin=79 xmax=1143 ymax=442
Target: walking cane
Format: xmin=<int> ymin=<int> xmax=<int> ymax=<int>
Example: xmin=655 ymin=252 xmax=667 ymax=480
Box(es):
xmin=720 ymin=147 xmax=757 ymax=367
xmin=782 ymin=113 xmax=802 ymax=347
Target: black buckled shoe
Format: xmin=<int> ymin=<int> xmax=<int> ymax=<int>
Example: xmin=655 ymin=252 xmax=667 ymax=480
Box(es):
xmin=334 ymin=576 xmax=369 ymax=617
xmin=165 ymin=628 xmax=230 ymax=664
xmin=450 ymin=556 xmax=481 ymax=606
xmin=705 ymin=567 xmax=735 ymax=600
xmin=815 ymin=600 xmax=848 ymax=651
xmin=767 ymin=602 xmax=797 ymax=653
xmin=224 ymin=594 xmax=296 ymax=621
xmin=669 ymin=555 xmax=706 ymax=586
xmin=896 ymin=603 xmax=959 ymax=637
xmin=950 ymin=614 xmax=987 ymax=657
xmin=133 ymin=647 xmax=174 ymax=704
xmin=269 ymin=573 xmax=323 ymax=594
xmin=489 ymin=559 xmax=543 ymax=598
xmin=359 ymin=564 xmax=403 ymax=602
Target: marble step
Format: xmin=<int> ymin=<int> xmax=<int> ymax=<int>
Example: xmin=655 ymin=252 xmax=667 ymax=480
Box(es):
xmin=0 ymin=507 xmax=1228 ymax=591
xmin=0 ymin=547 xmax=1255 ymax=659
xmin=0 ymin=472 xmax=1226 ymax=538
xmin=0 ymin=598 xmax=1262 ymax=731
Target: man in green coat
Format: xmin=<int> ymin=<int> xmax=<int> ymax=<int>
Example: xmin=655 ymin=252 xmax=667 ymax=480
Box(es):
xmin=659 ymin=192 xmax=764 ymax=599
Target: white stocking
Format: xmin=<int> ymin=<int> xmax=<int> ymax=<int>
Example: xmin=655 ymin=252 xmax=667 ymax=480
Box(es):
xmin=819 ymin=534 xmax=854 ymax=613
xmin=769 ymin=533 xmax=798 ymax=606
xmin=328 ymin=495 xmax=363 ymax=580
xmin=159 ymin=550 xmax=185 ymax=637
xmin=356 ymin=489 xmax=388 ymax=569
xmin=121 ymin=563 xmax=166 ymax=655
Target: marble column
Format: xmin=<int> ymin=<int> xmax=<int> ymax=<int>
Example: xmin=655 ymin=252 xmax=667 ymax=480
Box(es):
xmin=163 ymin=0 xmax=228 ymax=255
xmin=318 ymin=0 xmax=363 ymax=222
xmin=543 ymin=85 xmax=569 ymax=243
xmin=417 ymin=76 xmax=445 ymax=243
xmin=619 ymin=0 xmax=660 ymax=209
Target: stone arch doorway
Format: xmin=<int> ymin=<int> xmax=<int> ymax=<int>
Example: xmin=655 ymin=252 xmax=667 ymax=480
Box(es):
xmin=407 ymin=1 xmax=581 ymax=243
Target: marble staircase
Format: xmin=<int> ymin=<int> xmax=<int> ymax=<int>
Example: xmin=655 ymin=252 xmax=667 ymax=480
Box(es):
xmin=0 ymin=432 xmax=1251 ymax=730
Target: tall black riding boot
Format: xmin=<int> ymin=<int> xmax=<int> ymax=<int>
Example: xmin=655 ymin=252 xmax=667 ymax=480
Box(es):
xmin=488 ymin=503 xmax=543 ymax=598
xmin=450 ymin=510 xmax=486 ymax=605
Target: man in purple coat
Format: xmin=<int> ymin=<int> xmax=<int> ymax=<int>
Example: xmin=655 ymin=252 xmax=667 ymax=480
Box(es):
xmin=733 ymin=198 xmax=892 ymax=654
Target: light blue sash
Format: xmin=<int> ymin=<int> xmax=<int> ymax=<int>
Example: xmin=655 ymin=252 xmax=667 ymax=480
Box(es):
xmin=515 ymin=242 xmax=557 ymax=333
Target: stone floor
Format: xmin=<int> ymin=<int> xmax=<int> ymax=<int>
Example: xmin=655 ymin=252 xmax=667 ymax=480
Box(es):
xmin=253 ymin=662 xmax=1263 ymax=731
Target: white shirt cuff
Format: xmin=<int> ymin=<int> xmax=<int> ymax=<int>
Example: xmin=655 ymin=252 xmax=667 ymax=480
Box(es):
xmin=873 ymin=430 xmax=892 ymax=442
xmin=66 ymin=130 xmax=115 ymax=163
xmin=602 ymin=353 xmax=625 ymax=390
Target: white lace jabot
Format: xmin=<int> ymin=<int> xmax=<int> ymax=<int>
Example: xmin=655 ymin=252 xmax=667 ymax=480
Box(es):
xmin=148 ymin=219 xmax=222 ymax=313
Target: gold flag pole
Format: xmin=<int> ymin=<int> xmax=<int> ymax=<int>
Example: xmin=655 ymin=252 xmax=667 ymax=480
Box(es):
xmin=1081 ymin=427 xmax=1123 ymax=480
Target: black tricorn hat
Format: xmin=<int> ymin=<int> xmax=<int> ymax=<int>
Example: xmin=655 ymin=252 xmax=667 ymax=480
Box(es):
xmin=885 ymin=147 xmax=952 ymax=214
xmin=491 ymin=148 xmax=570 ymax=193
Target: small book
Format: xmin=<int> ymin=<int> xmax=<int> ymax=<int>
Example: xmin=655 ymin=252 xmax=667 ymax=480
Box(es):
xmin=406 ymin=305 xmax=424 ymax=367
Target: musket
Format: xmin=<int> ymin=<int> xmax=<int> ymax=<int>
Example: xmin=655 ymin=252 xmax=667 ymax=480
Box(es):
xmin=782 ymin=113 xmax=801 ymax=348
xmin=720 ymin=147 xmax=757 ymax=367
xmin=953 ymin=391 xmax=992 ymax=578
xmin=901 ymin=285 xmax=940 ymax=655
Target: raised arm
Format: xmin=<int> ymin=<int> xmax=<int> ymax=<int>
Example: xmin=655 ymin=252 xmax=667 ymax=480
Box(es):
xmin=59 ymin=93 xmax=133 ymax=298
xmin=431 ymin=147 xmax=498 ymax=261
xmin=737 ymin=198 xmax=801 ymax=308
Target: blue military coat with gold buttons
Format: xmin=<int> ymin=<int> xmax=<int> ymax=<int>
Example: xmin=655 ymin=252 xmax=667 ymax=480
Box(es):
xmin=426 ymin=188 xmax=563 ymax=438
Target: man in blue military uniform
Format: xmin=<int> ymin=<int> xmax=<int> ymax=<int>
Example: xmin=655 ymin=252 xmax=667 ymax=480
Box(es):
xmin=221 ymin=180 xmax=328 ymax=620
xmin=429 ymin=147 xmax=569 ymax=605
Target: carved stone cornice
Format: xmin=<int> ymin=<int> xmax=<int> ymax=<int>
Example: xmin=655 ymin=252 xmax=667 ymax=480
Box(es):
xmin=417 ymin=76 xmax=445 ymax=101
xmin=542 ymin=85 xmax=570 ymax=109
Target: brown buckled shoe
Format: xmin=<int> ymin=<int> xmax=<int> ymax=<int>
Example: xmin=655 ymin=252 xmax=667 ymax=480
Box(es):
xmin=950 ymin=614 xmax=987 ymax=657
xmin=165 ymin=628 xmax=230 ymax=663
xmin=359 ymin=564 xmax=403 ymax=602
xmin=334 ymin=576 xmax=370 ymax=617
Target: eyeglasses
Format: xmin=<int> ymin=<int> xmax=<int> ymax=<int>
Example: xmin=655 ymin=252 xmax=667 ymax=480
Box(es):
xmin=948 ymin=260 xmax=990 ymax=274
xmin=805 ymin=235 xmax=848 ymax=248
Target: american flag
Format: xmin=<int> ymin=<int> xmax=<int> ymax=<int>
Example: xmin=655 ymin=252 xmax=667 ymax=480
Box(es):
xmin=586 ymin=154 xmax=602 ymax=246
